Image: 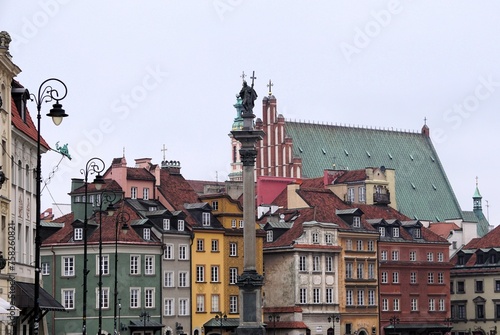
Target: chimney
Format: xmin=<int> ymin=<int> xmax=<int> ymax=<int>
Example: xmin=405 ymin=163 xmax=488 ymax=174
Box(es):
xmin=161 ymin=160 xmax=181 ymax=174
xmin=135 ymin=158 xmax=152 ymax=169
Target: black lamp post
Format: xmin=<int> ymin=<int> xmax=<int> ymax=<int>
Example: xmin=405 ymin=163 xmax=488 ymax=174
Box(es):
xmin=327 ymin=314 xmax=340 ymax=335
xmin=269 ymin=313 xmax=280 ymax=335
xmin=140 ymin=311 xmax=150 ymax=329
xmin=97 ymin=192 xmax=120 ymax=335
xmin=30 ymin=78 xmax=68 ymax=335
xmin=389 ymin=315 xmax=400 ymax=334
xmin=80 ymin=157 xmax=106 ymax=335
xmin=118 ymin=299 xmax=122 ymax=335
xmin=114 ymin=211 xmax=130 ymax=334
xmin=215 ymin=312 xmax=227 ymax=335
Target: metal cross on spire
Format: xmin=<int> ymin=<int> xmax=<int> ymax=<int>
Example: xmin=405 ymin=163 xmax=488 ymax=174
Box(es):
xmin=250 ymin=71 xmax=257 ymax=87
xmin=240 ymin=71 xmax=246 ymax=82
xmin=161 ymin=144 xmax=168 ymax=161
xmin=267 ymin=79 xmax=274 ymax=96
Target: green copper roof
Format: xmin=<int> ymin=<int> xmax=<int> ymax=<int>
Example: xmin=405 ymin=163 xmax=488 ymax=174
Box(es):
xmin=473 ymin=186 xmax=482 ymax=199
xmin=285 ymin=121 xmax=463 ymax=222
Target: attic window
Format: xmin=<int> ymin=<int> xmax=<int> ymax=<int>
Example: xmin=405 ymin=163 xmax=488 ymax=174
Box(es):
xmin=266 ymin=230 xmax=273 ymax=242
xmin=414 ymin=228 xmax=421 ymax=238
xmin=74 ymin=228 xmax=83 ymax=241
xmin=163 ymin=219 xmax=170 ymax=230
xmin=322 ymin=148 xmax=327 ymax=155
xmin=178 ymin=220 xmax=185 ymax=231
xmin=148 ymin=206 xmax=157 ymax=211
xmin=143 ymin=228 xmax=151 ymax=240
xmin=202 ymin=212 xmax=211 ymax=226
xmin=344 ymin=149 xmax=349 ymax=156
xmin=353 ymin=217 xmax=361 ymax=228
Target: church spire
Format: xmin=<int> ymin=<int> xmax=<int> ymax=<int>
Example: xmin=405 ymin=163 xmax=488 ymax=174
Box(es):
xmin=473 ymin=176 xmax=482 ymax=211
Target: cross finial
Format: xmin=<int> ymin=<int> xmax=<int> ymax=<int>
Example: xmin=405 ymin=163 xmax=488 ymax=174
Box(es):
xmin=424 ymin=117 xmax=427 ymax=125
xmin=240 ymin=71 xmax=246 ymax=82
xmin=267 ymin=79 xmax=274 ymax=96
xmin=161 ymin=144 xmax=168 ymax=161
xmin=476 ymin=176 xmax=478 ymax=187
xmin=250 ymin=71 xmax=257 ymax=86
xmin=123 ymin=147 xmax=125 ymax=158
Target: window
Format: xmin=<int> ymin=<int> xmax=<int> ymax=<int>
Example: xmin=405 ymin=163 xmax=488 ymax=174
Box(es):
xmin=429 ymin=298 xmax=436 ymax=312
xmin=411 ymin=298 xmax=418 ymax=311
xmin=368 ymin=263 xmax=375 ymax=279
xmin=211 ymin=266 xmax=219 ymax=282
xmin=97 ymin=255 xmax=109 ymax=275
xmin=96 ymin=287 xmax=110 ymax=309
xmin=179 ymin=298 xmax=189 ymax=315
xmin=326 ymin=256 xmax=333 ymax=272
xmin=212 ymin=201 xmax=219 ymax=211
xmin=229 ymin=242 xmax=237 ymax=256
xmin=475 ymin=280 xmax=484 ymax=293
xmin=62 ymin=256 xmax=75 ymax=277
xmin=312 ymin=232 xmax=319 ymax=244
xmin=178 ymin=219 xmax=185 ymax=231
xmin=347 ymin=187 xmax=354 ymax=202
xmin=74 ymin=228 xmax=83 ymax=241
xmin=312 ymin=256 xmax=320 ymax=272
xmin=427 ymin=252 xmax=434 ymax=262
xmin=143 ymin=228 xmax=151 ymax=240
xmin=367 ymin=240 xmax=374 ymax=251
xmin=357 ymin=263 xmax=364 ymax=279
xmin=410 ymin=272 xmax=417 ymax=284
xmin=164 ymin=271 xmax=174 ymax=287
xmin=266 ymin=230 xmax=273 ymax=242
xmin=211 ymin=239 xmax=219 ymax=252
xmin=392 ymin=271 xmax=399 ymax=283
xmin=457 ymin=281 xmax=465 ymax=293
xmin=381 ymin=271 xmax=388 ymax=284
xmin=143 ymin=188 xmax=149 ymax=200
xmin=452 ymin=241 xmax=457 ymax=249
xmin=356 ymin=240 xmax=363 ymax=251
xmin=357 ymin=290 xmax=365 ymax=306
xmin=437 ymin=252 xmax=444 ymax=262
xmin=379 ymin=227 xmax=386 ymax=237
xmin=229 ymin=296 xmax=238 ymax=313
xmin=393 ymin=227 xmax=399 ymax=237
xmin=239 ymin=220 xmax=244 ymax=228
xmin=179 ymin=245 xmax=188 ymax=260
xmin=359 ymin=186 xmax=366 ymax=203
xmin=202 ymin=212 xmax=211 ymax=226
xmin=382 ymin=299 xmax=389 ymax=311
xmin=229 ymin=268 xmax=238 ymax=284
xmin=393 ymin=298 xmax=400 ymax=311
xmin=145 ymin=288 xmax=154 ymax=308
xmin=326 ymin=233 xmax=333 ymax=244
xmin=196 ymin=295 xmax=205 ymax=312
xmin=496 ymin=301 xmax=500 ymax=319
xmin=346 ymin=239 xmax=353 ymax=250
xmin=346 ymin=262 xmax=353 ymax=279
xmin=313 ymin=288 xmax=321 ymax=304
xmin=231 ymin=219 xmax=236 ymax=228
xmin=211 ymin=294 xmax=220 ymax=312
xmin=130 ymin=255 xmax=140 ymax=275
xmin=131 ymin=187 xmax=137 ymax=199
xmin=495 ymin=280 xmax=500 ymax=292
xmin=428 ymin=272 xmax=434 ymax=284
xmin=381 ymin=250 xmax=387 ymax=261
xmin=410 ymin=251 xmax=417 ymax=261
xmin=353 ymin=217 xmax=361 ymax=228
xmin=299 ymin=256 xmax=307 ymax=272
xmin=164 ymin=244 xmax=174 ymax=259
xmin=179 ymin=272 xmax=188 ymax=287
xmin=415 ymin=228 xmax=421 ymax=238
xmin=439 ymin=299 xmax=445 ymax=311
xmin=62 ymin=289 xmax=75 ymax=309
xmin=164 ymin=299 xmax=174 ymax=316
xmin=392 ymin=250 xmax=399 ymax=261
xmin=42 ymin=262 xmax=50 ymax=275
xmin=346 ymin=290 xmax=353 ymax=306
xmin=196 ymin=239 xmax=204 ymax=252
xmin=145 ymin=255 xmax=154 ymax=275
xmin=438 ymin=272 xmax=444 ymax=284
xmin=299 ymin=288 xmax=307 ymax=304
xmin=196 ymin=265 xmax=205 ymax=282
xmin=326 ymin=288 xmax=334 ymax=304
xmin=163 ymin=219 xmax=170 ymax=230
xmin=368 ymin=289 xmax=375 ymax=306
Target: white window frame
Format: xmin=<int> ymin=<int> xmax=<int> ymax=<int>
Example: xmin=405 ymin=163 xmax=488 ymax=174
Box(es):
xmin=266 ymin=230 xmax=273 ymax=242
xmin=196 ymin=265 xmax=205 ymax=282
xmin=178 ymin=219 xmax=185 ymax=231
xmin=163 ymin=219 xmax=170 ymax=230
xmin=229 ymin=242 xmax=237 ymax=256
xmin=145 ymin=288 xmax=155 ymax=308
xmin=381 ymin=271 xmax=388 ymax=283
xmin=62 ymin=256 xmax=75 ymax=277
xmin=211 ymin=265 xmax=219 ymax=282
xmin=393 ymin=227 xmax=400 ymax=237
xmin=164 ymin=298 xmax=174 ymax=316
xmin=326 ymin=288 xmax=334 ymax=304
xmin=62 ymin=288 xmax=75 ymax=310
xmin=164 ymin=244 xmax=174 ymax=260
xmin=130 ymin=255 xmax=140 ymax=275
xmin=229 ymin=268 xmax=238 ymax=284
xmin=179 ymin=298 xmax=189 ymax=316
xmin=74 ymin=228 xmax=83 ymax=241
xmin=131 ymin=187 xmax=137 ymax=199
xmin=164 ymin=271 xmax=174 ymax=287
xmin=143 ymin=187 xmax=149 ymax=200
xmin=196 ymin=295 xmax=205 ymax=312
xmin=42 ymin=262 xmax=50 ymax=275
xmin=96 ymin=254 xmax=109 ymax=275
xmin=359 ymin=186 xmax=366 ymax=203
xmin=410 ymin=251 xmax=417 ymax=261
xmin=229 ymin=295 xmax=238 ymax=313
xmin=381 ymin=250 xmax=387 ymax=261
xmin=392 ymin=271 xmax=399 ymax=283
xmin=353 ymin=216 xmax=361 ymax=228
xmin=96 ymin=287 xmax=110 ymax=309
xmin=202 ymin=212 xmax=211 ymax=226
xmin=130 ymin=287 xmax=141 ymax=308
xmin=299 ymin=288 xmax=307 ymax=304
xmin=179 ymin=271 xmax=188 ymax=287
xmin=179 ymin=244 xmax=188 ymax=260
xmin=143 ymin=228 xmax=151 ymax=240
xmin=145 ymin=255 xmax=154 ymax=275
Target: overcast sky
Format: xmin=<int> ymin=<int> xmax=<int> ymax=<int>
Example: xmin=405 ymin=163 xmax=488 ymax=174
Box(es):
xmin=2 ymin=1 xmax=500 ymax=225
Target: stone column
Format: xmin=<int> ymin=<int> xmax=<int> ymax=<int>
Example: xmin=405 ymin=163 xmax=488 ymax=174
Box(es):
xmin=231 ymin=111 xmax=265 ymax=335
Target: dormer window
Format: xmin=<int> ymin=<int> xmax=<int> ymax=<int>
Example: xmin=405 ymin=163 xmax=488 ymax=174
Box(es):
xmin=325 ymin=233 xmax=333 ymax=245
xmin=266 ymin=230 xmax=273 ymax=242
xmin=414 ymin=228 xmax=421 ymax=238
xmin=178 ymin=220 xmax=185 ymax=231
xmin=353 ymin=217 xmax=361 ymax=228
xmin=143 ymin=228 xmax=151 ymax=240
xmin=312 ymin=232 xmax=319 ymax=244
xmin=458 ymin=255 xmax=465 ymax=265
xmin=202 ymin=213 xmax=210 ymax=226
xmin=379 ymin=227 xmax=386 ymax=237
xmin=163 ymin=219 xmax=170 ymax=230
xmin=212 ymin=201 xmax=219 ymax=211
xmin=148 ymin=206 xmax=157 ymax=211
xmin=392 ymin=227 xmax=399 ymax=238
xmin=74 ymin=228 xmax=83 ymax=241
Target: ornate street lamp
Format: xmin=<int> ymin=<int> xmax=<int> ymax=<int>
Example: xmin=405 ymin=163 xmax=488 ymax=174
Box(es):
xmin=269 ymin=313 xmax=280 ymax=335
xmin=30 ymin=78 xmax=68 ymax=335
xmin=215 ymin=312 xmax=227 ymax=335
xmin=80 ymin=157 xmax=106 ymax=335
xmin=389 ymin=315 xmax=400 ymax=335
xmin=114 ymin=211 xmax=129 ymax=334
xmin=327 ymin=314 xmax=340 ymax=335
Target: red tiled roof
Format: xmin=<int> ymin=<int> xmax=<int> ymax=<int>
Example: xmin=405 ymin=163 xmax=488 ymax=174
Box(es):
xmin=464 ymin=224 xmax=500 ymax=249
xmin=428 ymin=222 xmax=461 ymax=239
xmin=187 ymin=179 xmax=225 ymax=194
xmin=70 ymin=179 xmax=123 ymax=195
xmin=127 ymin=167 xmax=155 ymax=181
xmin=335 ymin=169 xmax=367 ymax=183
xmin=157 ymin=168 xmax=200 ymax=210
xmin=11 ymin=95 xmax=50 ymax=150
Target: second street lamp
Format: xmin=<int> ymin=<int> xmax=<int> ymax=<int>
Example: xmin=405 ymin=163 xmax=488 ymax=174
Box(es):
xmin=215 ymin=312 xmax=227 ymax=335
xmin=327 ymin=314 xmax=340 ymax=335
xmin=30 ymin=78 xmax=68 ymax=335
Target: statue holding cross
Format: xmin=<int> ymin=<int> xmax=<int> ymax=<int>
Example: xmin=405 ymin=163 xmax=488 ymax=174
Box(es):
xmin=239 ymin=71 xmax=258 ymax=114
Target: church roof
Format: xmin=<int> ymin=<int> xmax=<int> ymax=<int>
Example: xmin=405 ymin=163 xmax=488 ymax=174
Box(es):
xmin=284 ymin=121 xmax=463 ymax=222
